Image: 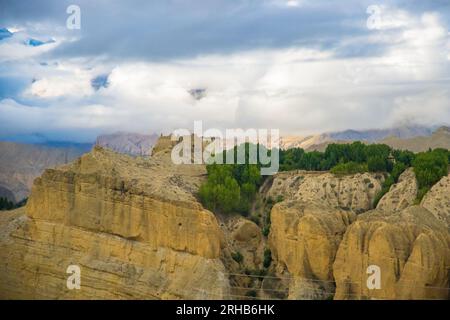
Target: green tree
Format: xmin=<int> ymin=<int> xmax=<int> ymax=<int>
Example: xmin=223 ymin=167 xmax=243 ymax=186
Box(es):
xmin=413 ymin=149 xmax=448 ymax=193
xmin=0 ymin=197 xmax=15 ymax=210
xmin=330 ymin=162 xmax=368 ymax=175
xmin=263 ymin=248 xmax=272 ymax=268
xmin=199 ymin=143 xmax=265 ymax=215
xmin=393 ymin=150 xmax=415 ymax=167
xmin=367 ymin=156 xmax=388 ymax=172
xmin=391 ymin=162 xmax=407 ymax=183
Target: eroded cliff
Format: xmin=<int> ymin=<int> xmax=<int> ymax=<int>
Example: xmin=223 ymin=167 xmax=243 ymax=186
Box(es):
xmin=0 ymin=144 xmax=230 ymax=299
xmin=266 ymin=170 xmax=449 ymax=300
xmin=1 ymin=141 xmax=449 ymax=300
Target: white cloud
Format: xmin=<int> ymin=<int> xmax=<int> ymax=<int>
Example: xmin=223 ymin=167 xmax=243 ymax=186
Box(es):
xmin=1 ymin=5 xmax=450 ymax=141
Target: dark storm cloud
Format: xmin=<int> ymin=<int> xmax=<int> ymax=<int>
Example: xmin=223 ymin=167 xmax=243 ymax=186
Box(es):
xmin=2 ymin=0 xmax=449 ymax=61
xmin=0 ymin=0 xmax=386 ymax=61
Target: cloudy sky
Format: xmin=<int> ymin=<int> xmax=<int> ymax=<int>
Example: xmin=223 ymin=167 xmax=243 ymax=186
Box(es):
xmin=1 ymin=0 xmax=450 ymax=142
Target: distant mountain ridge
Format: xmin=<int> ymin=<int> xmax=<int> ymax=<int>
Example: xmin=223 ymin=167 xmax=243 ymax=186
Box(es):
xmin=280 ymin=125 xmax=442 ymax=151
xmin=95 ymin=132 xmax=159 ymax=157
xmin=0 ymin=141 xmax=91 ymax=202
xmin=0 ymin=132 xmax=160 ymax=202
xmin=327 ymin=125 xmax=436 ymax=142
xmin=381 ymin=126 xmax=450 ymax=152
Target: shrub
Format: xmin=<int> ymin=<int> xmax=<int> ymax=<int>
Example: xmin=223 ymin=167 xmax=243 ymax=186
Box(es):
xmin=246 ymin=290 xmax=257 ymax=299
xmin=249 ymin=215 xmax=260 ymax=225
xmin=262 ymin=225 xmax=270 ymax=237
xmin=373 ymin=175 xmax=395 ymax=208
xmin=415 ymin=187 xmax=430 ymax=204
xmin=367 ymin=156 xmax=388 ymax=172
xmin=0 ymin=197 xmax=26 ymax=210
xmin=263 ymin=248 xmax=272 ymax=268
xmin=199 ymin=146 xmax=265 ymax=215
xmin=330 ymin=162 xmax=368 ymax=175
xmin=393 ymin=150 xmax=415 ymax=167
xmin=231 ymin=251 xmax=243 ymax=264
xmin=391 ymin=162 xmax=407 ymax=183
xmin=0 ymin=197 xmax=14 ymax=210
xmin=413 ymin=149 xmax=448 ymax=191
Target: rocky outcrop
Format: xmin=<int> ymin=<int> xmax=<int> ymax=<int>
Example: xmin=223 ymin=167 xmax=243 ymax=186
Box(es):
xmin=421 ymin=173 xmax=450 ymax=230
xmin=220 ymin=216 xmax=264 ymax=271
xmin=267 ymin=169 xmax=449 ymax=300
xmin=377 ymin=168 xmax=418 ymax=212
xmin=269 ymin=201 xmax=356 ymax=299
xmin=333 ymin=206 xmax=450 ymax=300
xmin=1 ymin=138 xmax=448 ymax=300
xmin=267 ymin=171 xmax=383 ymax=213
xmin=0 ymin=145 xmax=230 ymax=299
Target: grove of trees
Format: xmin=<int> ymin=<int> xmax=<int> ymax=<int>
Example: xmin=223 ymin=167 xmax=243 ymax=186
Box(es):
xmin=413 ymin=148 xmax=449 ymax=202
xmin=199 ymin=143 xmax=265 ymax=215
xmin=199 ymin=141 xmax=449 ymax=216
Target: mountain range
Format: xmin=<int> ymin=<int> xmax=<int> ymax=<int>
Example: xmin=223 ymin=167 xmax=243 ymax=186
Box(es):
xmin=0 ymin=141 xmax=91 ymax=202
xmin=280 ymin=124 xmax=445 ymax=151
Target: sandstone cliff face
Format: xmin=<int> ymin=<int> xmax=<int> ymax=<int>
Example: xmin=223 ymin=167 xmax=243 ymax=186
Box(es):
xmin=266 ymin=169 xmax=449 ymax=300
xmin=1 ymin=141 xmax=448 ymax=300
xmin=269 ymin=201 xmax=356 ymax=299
xmin=267 ymin=171 xmax=383 ymax=213
xmin=421 ymin=173 xmax=450 ymax=230
xmin=333 ymin=206 xmax=449 ymax=300
xmin=376 ymin=168 xmax=418 ymax=212
xmin=0 ymin=145 xmax=230 ymax=299
xmin=219 ymin=216 xmax=267 ymax=297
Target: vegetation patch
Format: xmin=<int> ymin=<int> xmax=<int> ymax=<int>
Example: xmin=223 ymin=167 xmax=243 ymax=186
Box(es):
xmin=0 ymin=197 xmax=27 ymax=211
xmin=199 ymin=140 xmax=449 ymax=215
xmin=231 ymin=251 xmax=243 ymax=264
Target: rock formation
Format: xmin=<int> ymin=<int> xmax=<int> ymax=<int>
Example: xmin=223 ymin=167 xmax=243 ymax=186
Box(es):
xmin=269 ymin=201 xmax=356 ymax=299
xmin=267 ymin=171 xmax=383 ymax=213
xmin=0 ymin=143 xmax=230 ymax=299
xmin=0 ymin=136 xmax=448 ymax=300
xmin=266 ymin=169 xmax=449 ymax=300
xmin=376 ymin=168 xmax=418 ymax=212
xmin=421 ymin=173 xmax=450 ymax=230
xmin=333 ymin=206 xmax=449 ymax=300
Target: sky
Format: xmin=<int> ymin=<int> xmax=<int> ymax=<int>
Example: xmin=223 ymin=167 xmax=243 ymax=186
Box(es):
xmin=0 ymin=0 xmax=450 ymax=143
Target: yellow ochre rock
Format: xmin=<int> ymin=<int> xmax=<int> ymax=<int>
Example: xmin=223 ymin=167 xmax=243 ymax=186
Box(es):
xmin=0 ymin=144 xmax=230 ymax=299
xmin=333 ymin=206 xmax=449 ymax=300
xmin=268 ymin=200 xmax=356 ymax=299
xmin=377 ymin=168 xmax=418 ymax=212
xmin=421 ymin=173 xmax=450 ymax=230
xmin=267 ymin=171 xmax=384 ymax=213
